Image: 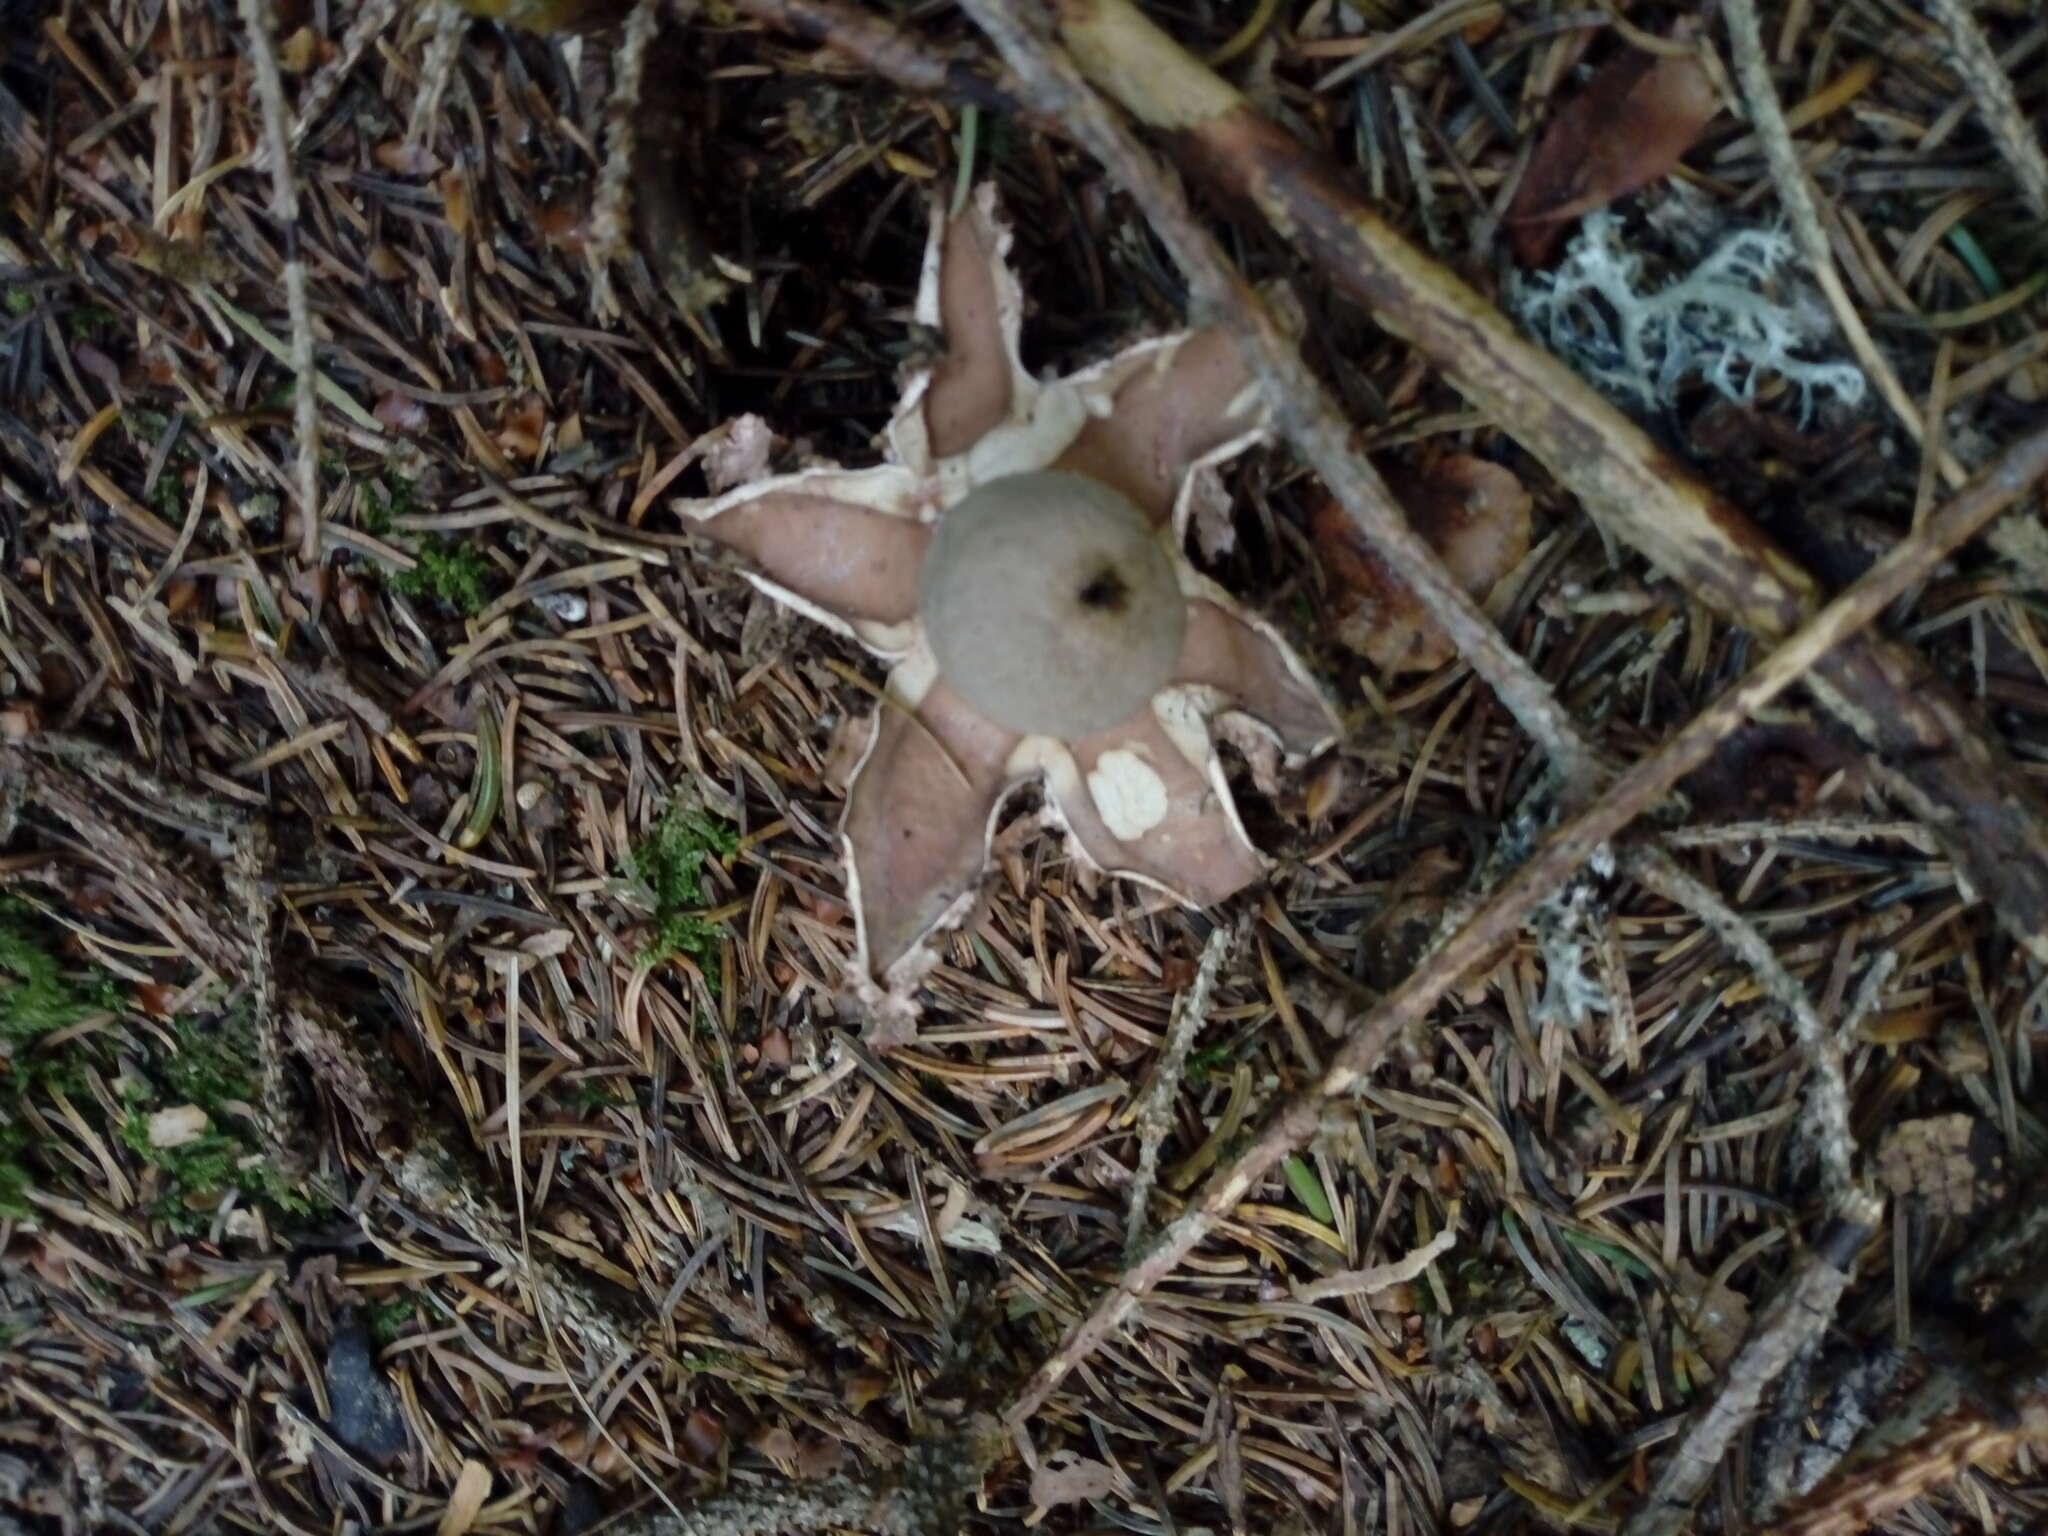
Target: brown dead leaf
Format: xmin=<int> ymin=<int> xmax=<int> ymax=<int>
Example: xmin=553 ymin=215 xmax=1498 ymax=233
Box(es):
xmin=794 ymin=1435 xmax=846 ymax=1480
xmin=545 ymin=1208 xmax=598 ymax=1246
xmin=749 ymin=1424 xmax=800 ymax=1472
xmin=1505 ymin=46 xmax=1721 ymax=264
xmin=438 ymin=170 xmax=470 ymax=237
xmin=133 ymin=981 xmax=179 ymax=1016
xmin=278 ymin=25 xmax=320 ymax=73
xmin=0 ymin=703 xmax=42 ymax=743
xmin=493 ymin=394 xmax=548 ymax=461
xmin=1303 ymin=756 xmax=1348 ymax=824
xmin=365 ymin=244 xmax=408 ymax=283
xmin=844 ymin=1372 xmax=891 ymax=1413
xmin=1317 ymin=454 xmax=1532 ymax=677
xmin=1672 ymin=1260 xmax=1751 ymax=1370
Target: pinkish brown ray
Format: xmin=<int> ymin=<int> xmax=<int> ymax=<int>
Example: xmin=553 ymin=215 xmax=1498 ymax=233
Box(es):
xmin=696 ymin=492 xmax=932 ymax=628
xmin=1176 ymin=598 xmax=1336 ymax=756
xmin=925 ymin=199 xmax=1017 ymax=459
xmin=1046 ymin=706 xmax=1264 ymax=905
xmin=1052 ymin=329 xmax=1260 ymax=526
xmin=843 ymin=677 xmax=1021 ymax=977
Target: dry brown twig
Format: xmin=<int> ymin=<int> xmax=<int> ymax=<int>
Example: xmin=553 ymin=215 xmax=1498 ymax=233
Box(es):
xmin=1621 ymin=1194 xmax=1884 ymax=1536
xmin=1771 ymin=1406 xmax=2048 ymax=1536
xmin=1122 ymin=918 xmax=1237 ymax=1261
xmin=1923 ymin=0 xmax=2048 ymax=222
xmin=1720 ymin=0 xmax=1965 ymax=490
xmin=1626 ymin=848 xmax=1857 ymax=1212
xmin=588 ymin=0 xmax=667 ymax=320
xmin=406 ymin=1 xmax=469 ymax=148
xmin=994 ymin=414 xmax=2048 ymax=1431
xmin=290 ymin=0 xmax=407 ymax=147
xmin=729 ymin=0 xmax=1029 ymax=122
xmin=236 ymin=0 xmax=323 ymax=565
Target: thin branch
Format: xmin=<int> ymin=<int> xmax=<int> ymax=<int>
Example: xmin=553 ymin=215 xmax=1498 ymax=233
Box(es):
xmin=997 ymin=419 xmax=2048 ymax=1429
xmin=1627 ymin=849 xmax=1856 ymax=1213
xmin=406 ymin=2 xmax=468 ymax=149
xmin=290 ymin=0 xmax=406 ymax=148
xmin=237 ymin=0 xmax=323 ymax=565
xmin=1622 ymin=1195 xmax=1883 ymax=1536
xmin=1722 ymin=0 xmax=1964 ymax=489
xmin=588 ymin=0 xmax=666 ymax=321
xmin=1772 ymin=1408 xmax=2048 ymax=1536
xmin=1747 ymin=1332 xmax=1823 ymax=1519
xmin=579 ymin=1477 xmax=912 ymax=1536
xmin=1124 ymin=919 xmax=1236 ymax=1261
xmin=958 ymin=0 xmax=1599 ymax=793
xmin=1778 ymin=1343 xmax=1909 ymax=1512
xmin=1924 ymin=0 xmax=2048 ymax=221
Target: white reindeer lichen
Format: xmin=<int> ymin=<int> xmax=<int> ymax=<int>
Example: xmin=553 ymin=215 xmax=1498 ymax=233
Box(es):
xmin=1514 ymin=212 xmax=1867 ymax=422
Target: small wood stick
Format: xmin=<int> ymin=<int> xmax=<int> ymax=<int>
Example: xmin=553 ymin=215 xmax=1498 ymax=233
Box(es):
xmin=290 ymin=0 xmax=406 ymax=147
xmin=1923 ymin=0 xmax=2048 ymax=221
xmin=1623 ymin=1195 xmax=1883 ymax=1536
xmin=1123 ymin=919 xmax=1237 ymax=1260
xmin=1722 ymin=0 xmax=1963 ymax=488
xmin=1627 ymin=848 xmax=1856 ymax=1213
xmin=237 ymin=0 xmax=322 ymax=565
xmin=587 ymin=0 xmax=666 ymax=320
xmin=406 ymin=2 xmax=467 ymax=149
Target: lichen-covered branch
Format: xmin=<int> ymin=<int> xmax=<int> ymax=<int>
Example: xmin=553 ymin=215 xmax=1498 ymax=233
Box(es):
xmin=1622 ymin=1196 xmax=1882 ymax=1536
xmin=236 ymin=0 xmax=323 ymax=566
xmin=1124 ymin=919 xmax=1236 ymax=1260
xmin=1923 ymin=0 xmax=2048 ymax=221
xmin=1627 ymin=849 xmax=1856 ymax=1212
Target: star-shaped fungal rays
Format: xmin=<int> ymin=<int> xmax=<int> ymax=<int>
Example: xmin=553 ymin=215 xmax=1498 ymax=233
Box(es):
xmin=675 ymin=185 xmax=1337 ymax=1010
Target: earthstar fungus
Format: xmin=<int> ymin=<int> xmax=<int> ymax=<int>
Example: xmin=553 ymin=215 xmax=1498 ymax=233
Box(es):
xmin=675 ymin=186 xmax=1337 ymax=1012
